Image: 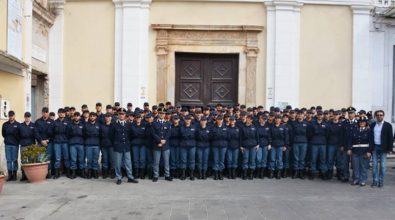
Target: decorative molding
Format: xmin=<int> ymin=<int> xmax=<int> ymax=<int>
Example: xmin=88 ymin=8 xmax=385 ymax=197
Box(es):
xmin=33 ymin=0 xmax=55 ymax=26
xmin=152 ymin=0 xmax=372 ymax=6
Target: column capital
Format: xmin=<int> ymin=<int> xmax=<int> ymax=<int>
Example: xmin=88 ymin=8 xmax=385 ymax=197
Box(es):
xmin=351 ymin=5 xmax=373 ymax=15
xmin=265 ymin=0 xmax=303 ymax=11
xmin=49 ymin=0 xmax=65 ymax=15
xmin=113 ymin=0 xmax=152 ymax=9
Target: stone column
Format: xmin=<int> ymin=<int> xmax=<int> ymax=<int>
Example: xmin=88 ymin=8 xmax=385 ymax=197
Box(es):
xmin=48 ymin=0 xmax=65 ymax=110
xmin=23 ymin=0 xmax=33 ymax=112
xmin=265 ymin=0 xmax=302 ymax=109
xmin=155 ymin=29 xmax=169 ymax=103
xmin=113 ymin=0 xmax=151 ymax=107
xmin=351 ymin=5 xmax=372 ymax=111
xmin=245 ymin=30 xmax=259 ymax=107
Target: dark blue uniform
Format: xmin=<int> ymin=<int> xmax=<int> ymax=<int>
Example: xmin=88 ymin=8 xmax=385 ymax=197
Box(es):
xmin=290 ymin=120 xmax=308 ymax=171
xmin=327 ymin=121 xmax=344 ymax=174
xmin=49 ymin=118 xmax=70 ymax=169
xmin=240 ymin=124 xmax=259 ymax=171
xmin=340 ymin=118 xmax=358 ymax=180
xmin=347 ymin=126 xmax=371 ymax=185
xmin=2 ymin=121 xmax=20 ymax=172
xmin=256 ymin=124 xmax=271 ymax=171
xmin=211 ymin=124 xmax=228 ymax=173
xmin=227 ymin=125 xmax=241 ymax=170
xmin=150 ymin=120 xmax=172 ymax=178
xmin=131 ymin=123 xmax=147 ymax=170
xmin=84 ymin=122 xmax=101 ymax=171
xmin=179 ymin=124 xmax=197 ymax=171
xmin=196 ymin=125 xmax=211 ymax=172
xmin=269 ymin=124 xmax=289 ymax=171
xmin=67 ymin=121 xmax=85 ymax=170
xmin=100 ymin=123 xmax=113 ymax=171
xmin=307 ymin=120 xmax=328 ymax=175
xmin=169 ymin=124 xmax=181 ymax=171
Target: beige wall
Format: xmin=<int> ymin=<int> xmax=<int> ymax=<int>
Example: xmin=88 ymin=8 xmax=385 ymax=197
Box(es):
xmin=0 ymin=0 xmax=7 ymax=51
xmin=149 ymin=1 xmax=267 ymax=105
xmin=0 ymin=70 xmax=25 ymax=170
xmin=299 ymin=4 xmax=352 ymax=109
xmin=63 ymin=0 xmax=114 ymax=110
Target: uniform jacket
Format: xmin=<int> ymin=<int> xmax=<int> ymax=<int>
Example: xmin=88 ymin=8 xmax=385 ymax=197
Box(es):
xmin=1 ymin=121 xmax=19 ymax=146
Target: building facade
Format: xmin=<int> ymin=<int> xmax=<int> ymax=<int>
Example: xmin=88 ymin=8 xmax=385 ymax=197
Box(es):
xmin=0 ymin=0 xmax=395 ymax=167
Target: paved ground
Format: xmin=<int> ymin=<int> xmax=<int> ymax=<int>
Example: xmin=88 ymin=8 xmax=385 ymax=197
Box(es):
xmin=1 ymin=163 xmax=395 ymax=220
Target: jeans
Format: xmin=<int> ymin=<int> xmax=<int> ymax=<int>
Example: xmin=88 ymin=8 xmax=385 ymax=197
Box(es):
xmin=327 ymin=144 xmax=338 ymax=171
xmin=5 ymin=144 xmax=18 ymax=171
xmin=114 ymin=151 xmax=134 ymax=180
xmin=180 ymin=147 xmax=196 ymax=170
xmin=269 ymin=146 xmax=283 ymax=170
xmin=341 ymin=151 xmax=351 ymax=178
xmin=227 ymin=148 xmax=239 ymax=169
xmin=196 ymin=147 xmax=210 ymax=171
xmin=45 ymin=143 xmax=54 ymax=171
xmin=256 ymin=145 xmax=268 ymax=169
xmin=132 ymin=145 xmax=146 ymax=169
xmin=310 ymin=145 xmax=327 ymax=174
xmin=86 ymin=146 xmax=100 ymax=170
xmin=212 ymin=147 xmax=227 ymax=171
xmin=352 ymin=154 xmax=369 ymax=183
xmin=153 ymin=149 xmax=170 ymax=178
xmin=293 ymin=143 xmax=307 ymax=170
xmin=170 ymin=146 xmax=180 ymax=170
xmin=69 ymin=144 xmax=86 ymax=170
xmin=101 ymin=147 xmax=114 ymax=169
xmin=283 ymin=148 xmax=290 ymax=169
xmin=145 ymin=147 xmax=153 ymax=169
xmin=54 ymin=143 xmax=69 ymax=169
xmin=336 ymin=147 xmax=345 ymax=171
xmin=242 ymin=147 xmax=257 ymax=170
xmin=372 ymin=145 xmax=387 ymax=184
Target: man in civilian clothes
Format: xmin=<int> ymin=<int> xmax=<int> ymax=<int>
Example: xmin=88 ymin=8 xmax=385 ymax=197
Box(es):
xmin=111 ymin=108 xmax=138 ymax=185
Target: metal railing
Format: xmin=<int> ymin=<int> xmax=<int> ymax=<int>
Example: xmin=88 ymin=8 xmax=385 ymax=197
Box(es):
xmin=375 ymin=0 xmax=395 ymax=7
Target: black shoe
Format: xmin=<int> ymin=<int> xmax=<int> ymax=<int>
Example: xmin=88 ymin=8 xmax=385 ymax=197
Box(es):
xmin=219 ymin=171 xmax=224 ymax=180
xmin=110 ymin=169 xmax=116 ymax=179
xmin=190 ymin=170 xmax=195 ymax=181
xmin=152 ymin=177 xmax=158 ymax=182
xmin=133 ymin=169 xmax=139 ymax=179
xmin=371 ymin=182 xmax=378 ymax=188
xmin=258 ymin=168 xmax=264 ymax=179
xmin=299 ymin=170 xmax=305 ymax=179
xmin=170 ymin=169 xmax=175 ymax=179
xmin=214 ymin=171 xmax=219 ymax=180
xmin=202 ymin=170 xmax=207 ymax=180
xmin=102 ymin=169 xmax=108 ymax=179
xmin=12 ymin=171 xmax=17 ymax=181
xmin=116 ymin=179 xmax=122 ymax=185
xmin=87 ymin=169 xmax=92 ymax=179
xmin=121 ymin=168 xmax=126 ymax=178
xmin=81 ymin=169 xmax=87 ymax=179
xmin=275 ymin=170 xmax=281 ymax=179
xmin=281 ymin=169 xmax=286 ymax=178
xmin=53 ymin=169 xmax=60 ymax=179
xmin=292 ymin=170 xmax=298 ymax=179
xmin=93 ymin=170 xmax=99 ymax=179
xmin=309 ymin=173 xmax=316 ymax=180
xmin=378 ymin=183 xmax=383 ymax=188
xmin=232 ymin=168 xmax=237 ymax=179
xmin=6 ymin=171 xmax=13 ymax=181
xmin=198 ymin=170 xmax=202 ymax=179
xmin=128 ymin=178 xmax=139 ymax=183
xmin=165 ymin=176 xmax=173 ymax=181
xmin=180 ymin=169 xmax=186 ymax=180
xmin=242 ymin=169 xmax=247 ymax=180
xmin=148 ymin=168 xmax=153 ymax=180
xmin=139 ymin=168 xmax=145 ymax=179
xmin=341 ymin=177 xmax=349 ymax=183
xmin=248 ymin=169 xmax=253 ymax=180
xmin=66 ymin=168 xmax=71 ymax=179
xmin=71 ymin=169 xmax=76 ymax=179
xmin=268 ymin=170 xmax=274 ymax=179
xmin=20 ymin=170 xmax=27 ymax=182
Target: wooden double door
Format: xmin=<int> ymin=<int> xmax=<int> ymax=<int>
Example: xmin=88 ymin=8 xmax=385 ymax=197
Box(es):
xmin=175 ymin=53 xmax=239 ymax=107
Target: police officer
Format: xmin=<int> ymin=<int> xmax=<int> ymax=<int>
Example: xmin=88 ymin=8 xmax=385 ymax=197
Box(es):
xmin=240 ymin=115 xmax=259 ymax=180
xmin=83 ymin=112 xmax=101 ymax=179
xmin=256 ymin=113 xmax=271 ymax=179
xmin=100 ymin=113 xmax=114 ymax=179
xmin=2 ymin=111 xmax=19 ymax=181
xmin=50 ymin=108 xmax=70 ymax=179
xmin=307 ymin=111 xmax=329 ymax=180
xmin=67 ymin=112 xmax=85 ymax=179
xmin=179 ymin=114 xmax=197 ymax=180
xmin=35 ymin=107 xmax=54 ymax=178
xmin=150 ymin=108 xmax=172 ymax=182
xmin=196 ymin=116 xmax=211 ymax=179
xmin=282 ymin=114 xmax=293 ymax=178
xmin=169 ymin=115 xmax=181 ymax=178
xmin=111 ymin=108 xmax=138 ymax=185
xmin=341 ymin=107 xmax=358 ymax=182
xmin=269 ymin=115 xmax=289 ymax=179
xmin=227 ymin=116 xmax=240 ymax=179
xmin=130 ymin=113 xmax=147 ymax=179
xmin=211 ymin=115 xmax=228 ymax=180
xmin=326 ymin=111 xmax=344 ymax=180
xmin=291 ymin=110 xmax=309 ymax=179
xmin=347 ymin=117 xmax=371 ymax=186
xmin=143 ymin=113 xmax=154 ymax=179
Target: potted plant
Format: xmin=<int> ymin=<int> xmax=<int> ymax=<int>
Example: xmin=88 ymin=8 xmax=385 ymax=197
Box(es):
xmin=21 ymin=144 xmax=50 ymax=183
xmin=0 ymin=171 xmax=5 ymax=193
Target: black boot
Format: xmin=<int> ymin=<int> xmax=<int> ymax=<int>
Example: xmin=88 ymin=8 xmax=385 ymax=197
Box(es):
xmin=202 ymin=170 xmax=207 ymax=180
xmin=336 ymin=169 xmax=342 ymax=181
xmin=6 ymin=170 xmax=13 ymax=181
xmin=227 ymin=169 xmax=231 ymax=179
xmin=327 ymin=170 xmax=333 ymax=180
xmin=281 ymin=169 xmax=287 ymax=178
xmin=309 ymin=172 xmax=316 ymax=180
xmin=71 ymin=169 xmax=76 ymax=179
xmin=275 ymin=170 xmax=281 ymax=179
xmin=299 ymin=170 xmax=305 ymax=179
xmin=180 ymin=169 xmax=186 ymax=180
xmin=20 ymin=170 xmax=27 ymax=181
xmin=66 ymin=168 xmax=71 ymax=179
xmin=148 ymin=168 xmax=153 ymax=180
xmin=268 ymin=170 xmax=274 ymax=179
xmin=170 ymin=169 xmax=175 ymax=179
xmin=121 ymin=167 xmax=126 ymax=178
xmin=242 ymin=169 xmax=247 ymax=180
xmin=53 ymin=169 xmax=60 ymax=179
xmin=218 ymin=171 xmax=224 ymax=180
xmin=110 ymin=169 xmax=116 ymax=179
xmin=248 ymin=169 xmax=254 ymax=180
xmin=190 ymin=169 xmax=195 ymax=181
xmin=231 ymin=168 xmax=236 ymax=179
xmin=198 ymin=170 xmax=202 ymax=179
xmin=12 ymin=171 xmax=17 ymax=181
xmin=292 ymin=170 xmax=299 ymax=179
xmin=93 ymin=170 xmax=99 ymax=179
xmin=214 ymin=171 xmax=219 ymax=180
xmin=102 ymin=169 xmax=108 ymax=179
xmin=87 ymin=169 xmax=92 ymax=179
xmin=258 ymin=168 xmax=264 ymax=179
xmin=81 ymin=169 xmax=87 ymax=178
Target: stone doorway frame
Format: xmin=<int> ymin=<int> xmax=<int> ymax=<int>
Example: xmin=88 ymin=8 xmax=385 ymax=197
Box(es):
xmin=152 ymin=24 xmax=263 ymax=106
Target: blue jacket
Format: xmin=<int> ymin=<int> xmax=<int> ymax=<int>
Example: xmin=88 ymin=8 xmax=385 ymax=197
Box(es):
xmin=240 ymin=124 xmax=259 ymax=148
xmin=307 ymin=120 xmax=328 ymax=145
xmin=342 ymin=119 xmax=358 ymax=144
xmin=18 ymin=122 xmax=39 ymax=146
xmin=83 ymin=122 xmax=101 ymax=146
xmin=290 ymin=120 xmax=308 ymax=144
xmin=35 ymin=117 xmax=53 ymax=142
xmin=347 ymin=126 xmax=371 ymax=155
xmin=130 ymin=123 xmax=147 ymax=146
xmin=111 ymin=120 xmax=132 ymax=153
xmin=327 ymin=121 xmax=344 ymax=146
xmin=228 ymin=125 xmax=241 ymax=149
xmin=50 ymin=119 xmax=69 ymax=144
xmin=100 ymin=123 xmax=113 ymax=148
xmin=169 ymin=124 xmax=181 ymax=147
xmin=270 ymin=124 xmax=289 ymax=147
xmin=179 ymin=124 xmax=197 ymax=148
xmin=67 ymin=121 xmax=84 ymax=145
xmin=1 ymin=121 xmax=19 ymax=146
xmin=150 ymin=120 xmax=172 ymax=150
xmin=196 ymin=126 xmax=211 ymax=148
xmin=256 ymin=123 xmax=271 ymax=146
xmin=211 ymin=124 xmax=229 ymax=148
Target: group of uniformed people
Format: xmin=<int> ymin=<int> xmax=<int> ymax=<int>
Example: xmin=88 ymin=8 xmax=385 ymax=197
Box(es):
xmin=2 ymin=102 xmax=393 ymax=187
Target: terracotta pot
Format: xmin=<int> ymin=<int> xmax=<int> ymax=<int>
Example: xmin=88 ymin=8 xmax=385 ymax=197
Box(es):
xmin=0 ymin=175 xmax=5 ymax=193
xmin=22 ymin=162 xmax=49 ymax=183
